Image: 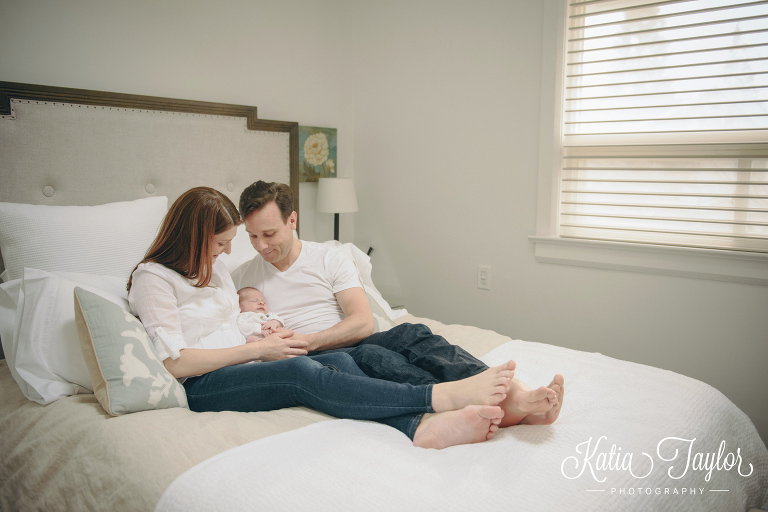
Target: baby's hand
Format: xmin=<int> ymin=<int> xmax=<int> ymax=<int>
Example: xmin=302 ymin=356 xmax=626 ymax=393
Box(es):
xmin=262 ymin=320 xmax=283 ymax=336
xmin=245 ymin=335 xmax=263 ymax=343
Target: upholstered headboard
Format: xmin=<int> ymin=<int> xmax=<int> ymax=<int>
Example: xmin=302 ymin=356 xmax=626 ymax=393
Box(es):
xmin=0 ymin=82 xmax=301 ymax=361
xmin=0 ymin=81 xmax=299 ymax=277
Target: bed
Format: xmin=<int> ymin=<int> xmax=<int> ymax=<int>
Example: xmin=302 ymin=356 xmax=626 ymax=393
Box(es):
xmin=0 ymin=81 xmax=766 ymax=512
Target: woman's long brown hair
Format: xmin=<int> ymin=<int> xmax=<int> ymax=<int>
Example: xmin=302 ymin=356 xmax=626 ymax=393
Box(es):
xmin=127 ymin=187 xmax=240 ymax=291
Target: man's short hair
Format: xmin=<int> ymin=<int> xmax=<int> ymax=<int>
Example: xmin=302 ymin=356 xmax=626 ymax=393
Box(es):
xmin=239 ymin=181 xmax=294 ymax=221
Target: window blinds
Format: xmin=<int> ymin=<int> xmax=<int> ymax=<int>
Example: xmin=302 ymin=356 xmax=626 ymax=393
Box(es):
xmin=561 ymin=0 xmax=768 ymax=253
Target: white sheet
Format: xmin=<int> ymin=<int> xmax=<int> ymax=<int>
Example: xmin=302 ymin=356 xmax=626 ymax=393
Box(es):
xmin=156 ymin=339 xmax=768 ymax=512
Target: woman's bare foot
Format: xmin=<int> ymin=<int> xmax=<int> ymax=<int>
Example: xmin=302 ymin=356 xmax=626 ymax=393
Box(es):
xmin=413 ymin=405 xmax=505 ymax=449
xmin=431 ymin=360 xmax=515 ymax=412
xmin=519 ymin=374 xmax=564 ymax=426
xmin=497 ymin=375 xmax=560 ymax=428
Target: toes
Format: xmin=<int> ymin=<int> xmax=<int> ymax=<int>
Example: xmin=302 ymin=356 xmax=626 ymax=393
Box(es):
xmin=548 ymin=384 xmax=561 ymax=404
xmin=477 ymin=405 xmax=504 ymax=420
xmin=527 ymin=386 xmax=551 ymax=402
xmin=486 ymin=421 xmax=500 ymax=440
xmin=549 ymin=374 xmax=565 ymax=388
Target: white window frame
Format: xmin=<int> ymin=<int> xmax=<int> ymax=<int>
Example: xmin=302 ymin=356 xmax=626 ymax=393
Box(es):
xmin=530 ymin=0 xmax=768 ymax=287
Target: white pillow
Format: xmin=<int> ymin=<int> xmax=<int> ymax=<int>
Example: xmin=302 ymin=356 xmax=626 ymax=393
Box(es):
xmin=217 ymin=224 xmax=258 ymax=274
xmin=11 ymin=268 xmax=129 ymax=404
xmin=322 ymin=241 xmax=409 ymax=321
xmin=0 ymin=280 xmax=18 ymax=362
xmin=0 ymin=197 xmax=168 ymax=282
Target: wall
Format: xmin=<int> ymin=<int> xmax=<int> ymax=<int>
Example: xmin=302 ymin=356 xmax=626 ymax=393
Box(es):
xmin=0 ymin=0 xmax=354 ymax=241
xmin=2 ymin=0 xmax=766 ymax=445
xmin=350 ymin=0 xmax=768 ymax=445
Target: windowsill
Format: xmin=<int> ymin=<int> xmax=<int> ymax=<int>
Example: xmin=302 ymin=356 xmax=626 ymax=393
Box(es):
xmin=529 ymin=236 xmax=768 ymax=287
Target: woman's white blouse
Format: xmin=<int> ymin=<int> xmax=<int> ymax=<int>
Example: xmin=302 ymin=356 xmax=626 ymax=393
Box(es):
xmin=128 ymin=259 xmax=245 ymax=361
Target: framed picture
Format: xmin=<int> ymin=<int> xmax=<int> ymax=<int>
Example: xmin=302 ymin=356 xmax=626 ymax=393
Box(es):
xmin=299 ymin=126 xmax=337 ymax=182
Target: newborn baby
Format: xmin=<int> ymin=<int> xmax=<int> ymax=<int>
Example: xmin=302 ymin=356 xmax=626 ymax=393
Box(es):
xmin=237 ymin=287 xmax=285 ymax=339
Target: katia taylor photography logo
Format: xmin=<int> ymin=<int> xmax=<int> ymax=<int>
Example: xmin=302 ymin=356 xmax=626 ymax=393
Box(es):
xmin=560 ymin=436 xmax=754 ymax=495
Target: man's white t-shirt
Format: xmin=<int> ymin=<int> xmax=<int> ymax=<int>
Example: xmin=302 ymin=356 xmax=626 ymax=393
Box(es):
xmin=231 ymin=241 xmax=361 ymax=334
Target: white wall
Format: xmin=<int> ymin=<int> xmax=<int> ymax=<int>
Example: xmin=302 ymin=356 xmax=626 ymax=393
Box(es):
xmin=2 ymin=0 xmax=766 ymax=446
xmin=350 ymin=0 xmax=768 ymax=446
xmin=0 ymin=0 xmax=354 ymax=241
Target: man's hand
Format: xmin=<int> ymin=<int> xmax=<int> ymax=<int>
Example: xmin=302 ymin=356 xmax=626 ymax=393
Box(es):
xmin=252 ymin=330 xmax=308 ymax=361
xmin=282 ymin=330 xmax=314 ymax=350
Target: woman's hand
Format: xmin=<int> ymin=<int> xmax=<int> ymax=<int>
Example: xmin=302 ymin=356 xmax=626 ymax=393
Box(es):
xmin=250 ymin=330 xmax=308 ymax=361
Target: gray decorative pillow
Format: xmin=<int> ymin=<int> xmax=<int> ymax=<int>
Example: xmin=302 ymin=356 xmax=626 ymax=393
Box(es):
xmin=74 ymin=287 xmax=188 ymax=415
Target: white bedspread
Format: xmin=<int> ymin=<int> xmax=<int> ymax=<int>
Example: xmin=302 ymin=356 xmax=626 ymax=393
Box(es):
xmin=156 ymin=339 xmax=768 ymax=512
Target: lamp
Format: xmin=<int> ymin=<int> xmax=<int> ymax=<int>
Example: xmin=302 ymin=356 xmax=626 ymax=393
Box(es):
xmin=316 ymin=178 xmax=358 ymax=241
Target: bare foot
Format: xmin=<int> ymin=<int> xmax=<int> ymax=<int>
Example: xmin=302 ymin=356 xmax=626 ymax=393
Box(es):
xmin=431 ymin=360 xmax=515 ymax=412
xmin=497 ymin=375 xmax=559 ymax=428
xmin=413 ymin=405 xmax=505 ymax=449
xmin=519 ymin=374 xmax=564 ymax=426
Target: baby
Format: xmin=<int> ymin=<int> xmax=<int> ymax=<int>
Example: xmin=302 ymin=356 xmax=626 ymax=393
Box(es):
xmin=236 ymin=287 xmax=284 ymax=339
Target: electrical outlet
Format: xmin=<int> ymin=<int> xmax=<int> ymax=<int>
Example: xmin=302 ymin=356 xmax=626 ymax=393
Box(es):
xmin=477 ymin=265 xmax=491 ymax=290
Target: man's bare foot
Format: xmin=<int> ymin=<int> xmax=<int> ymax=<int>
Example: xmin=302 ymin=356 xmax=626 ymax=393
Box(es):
xmin=413 ymin=405 xmax=505 ymax=449
xmin=498 ymin=375 xmax=560 ymax=428
xmin=431 ymin=361 xmax=515 ymax=412
xmin=519 ymin=374 xmax=564 ymax=426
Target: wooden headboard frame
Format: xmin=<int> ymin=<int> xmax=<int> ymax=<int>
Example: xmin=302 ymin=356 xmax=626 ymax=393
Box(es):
xmin=0 ymin=80 xmax=299 ymax=214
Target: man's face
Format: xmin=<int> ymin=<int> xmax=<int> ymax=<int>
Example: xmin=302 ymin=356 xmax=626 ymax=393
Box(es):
xmin=243 ymin=201 xmax=297 ymax=269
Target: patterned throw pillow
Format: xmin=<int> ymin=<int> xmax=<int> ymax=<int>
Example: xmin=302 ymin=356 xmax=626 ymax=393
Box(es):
xmin=74 ymin=287 xmax=187 ymax=415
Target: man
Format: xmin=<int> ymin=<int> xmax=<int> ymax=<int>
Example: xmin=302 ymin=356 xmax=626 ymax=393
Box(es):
xmin=232 ymin=181 xmax=563 ymax=426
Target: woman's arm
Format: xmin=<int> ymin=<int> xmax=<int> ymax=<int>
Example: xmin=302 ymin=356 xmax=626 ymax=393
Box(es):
xmin=130 ymin=265 xmax=308 ymax=379
xmin=163 ymin=331 xmax=308 ymax=378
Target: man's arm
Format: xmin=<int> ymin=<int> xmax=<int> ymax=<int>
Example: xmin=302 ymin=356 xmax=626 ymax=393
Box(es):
xmin=299 ymin=287 xmax=375 ymax=352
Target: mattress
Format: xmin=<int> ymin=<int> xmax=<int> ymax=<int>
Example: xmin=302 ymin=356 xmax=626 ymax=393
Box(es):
xmin=1 ymin=315 xmax=766 ymax=512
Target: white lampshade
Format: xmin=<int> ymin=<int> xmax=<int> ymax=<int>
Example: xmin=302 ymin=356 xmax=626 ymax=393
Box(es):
xmin=316 ymin=178 xmax=359 ymax=213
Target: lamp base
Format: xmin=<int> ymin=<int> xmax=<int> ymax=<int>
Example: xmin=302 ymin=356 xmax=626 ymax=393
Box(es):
xmin=334 ymin=213 xmax=340 ymax=241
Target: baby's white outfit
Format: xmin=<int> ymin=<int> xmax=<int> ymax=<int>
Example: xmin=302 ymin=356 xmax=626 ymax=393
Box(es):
xmin=237 ymin=311 xmax=285 ymax=338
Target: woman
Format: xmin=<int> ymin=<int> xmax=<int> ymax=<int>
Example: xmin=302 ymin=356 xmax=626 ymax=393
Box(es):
xmin=128 ymin=187 xmax=516 ymax=449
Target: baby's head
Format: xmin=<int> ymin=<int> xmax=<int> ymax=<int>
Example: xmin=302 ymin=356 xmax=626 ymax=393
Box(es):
xmin=237 ymin=287 xmax=269 ymax=314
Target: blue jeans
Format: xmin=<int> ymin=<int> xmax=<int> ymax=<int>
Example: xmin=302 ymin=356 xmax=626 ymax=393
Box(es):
xmin=183 ymin=352 xmax=433 ymax=439
xmin=313 ymin=323 xmax=490 ymax=385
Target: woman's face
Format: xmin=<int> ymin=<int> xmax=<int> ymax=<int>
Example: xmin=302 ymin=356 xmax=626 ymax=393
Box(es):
xmin=211 ymin=225 xmax=238 ymax=264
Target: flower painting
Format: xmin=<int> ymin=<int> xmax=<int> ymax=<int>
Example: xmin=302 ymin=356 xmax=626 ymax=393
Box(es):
xmin=299 ymin=126 xmax=337 ymax=182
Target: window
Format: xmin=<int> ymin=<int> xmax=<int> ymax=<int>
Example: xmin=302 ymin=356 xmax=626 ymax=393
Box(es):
xmin=532 ymin=0 xmax=768 ymax=285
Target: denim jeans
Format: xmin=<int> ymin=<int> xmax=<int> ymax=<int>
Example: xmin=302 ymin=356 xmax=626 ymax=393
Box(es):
xmin=313 ymin=323 xmax=490 ymax=385
xmin=183 ymin=352 xmax=432 ymax=439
